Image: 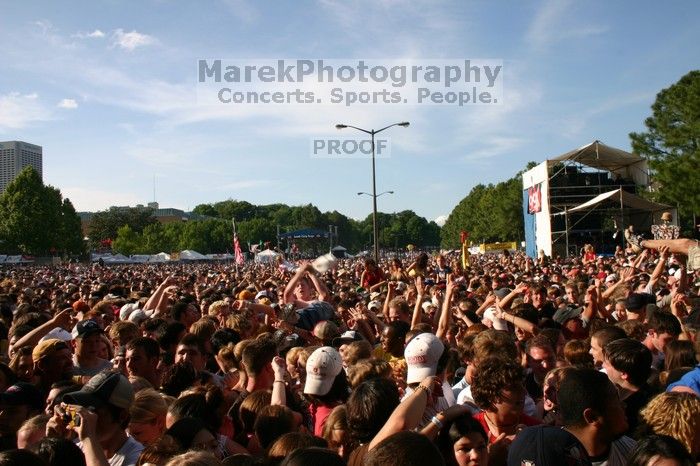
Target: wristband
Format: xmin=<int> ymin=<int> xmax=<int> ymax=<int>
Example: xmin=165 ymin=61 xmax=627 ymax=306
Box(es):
xmin=430 ymin=415 xmax=444 ymax=430
xmin=273 ymin=380 xmax=285 ymax=384
xmin=414 ymin=385 xmax=432 ymax=396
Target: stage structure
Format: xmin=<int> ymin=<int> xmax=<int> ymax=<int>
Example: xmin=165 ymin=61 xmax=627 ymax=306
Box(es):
xmin=521 ymin=141 xmax=675 ymax=258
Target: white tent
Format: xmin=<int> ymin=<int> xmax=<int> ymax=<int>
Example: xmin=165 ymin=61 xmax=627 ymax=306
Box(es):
xmin=568 ymin=188 xmax=674 ymax=216
xmin=206 ymin=253 xmax=234 ymax=260
xmin=547 ymin=140 xmax=649 ymax=186
xmin=150 ymin=252 xmax=171 ymax=262
xmin=255 ymin=249 xmax=281 ymax=264
xmin=180 ymin=250 xmax=208 ymax=261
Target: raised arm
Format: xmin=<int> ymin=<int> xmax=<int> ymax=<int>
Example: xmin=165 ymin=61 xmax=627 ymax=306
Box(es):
xmin=368 ymin=376 xmax=438 ymax=450
xmin=436 ymin=275 xmax=456 ymax=340
xmin=411 ymin=276 xmax=426 ymax=330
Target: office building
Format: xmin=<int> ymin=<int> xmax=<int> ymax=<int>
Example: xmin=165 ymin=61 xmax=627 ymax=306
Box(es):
xmin=0 ymin=140 xmax=43 ymax=192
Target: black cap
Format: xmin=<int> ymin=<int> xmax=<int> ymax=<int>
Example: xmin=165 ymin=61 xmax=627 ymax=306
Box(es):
xmin=0 ymin=382 xmax=44 ymax=411
xmin=63 ymin=371 xmax=134 ymax=409
xmin=71 ymin=319 xmax=104 ymax=339
xmin=507 ymin=425 xmax=591 ymax=466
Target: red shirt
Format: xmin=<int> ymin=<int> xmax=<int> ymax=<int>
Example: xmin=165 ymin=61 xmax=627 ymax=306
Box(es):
xmin=473 ymin=411 xmax=541 ymax=444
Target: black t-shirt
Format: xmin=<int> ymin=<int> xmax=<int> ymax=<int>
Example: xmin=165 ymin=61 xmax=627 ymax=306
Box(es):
xmin=623 ymin=384 xmax=653 ymax=435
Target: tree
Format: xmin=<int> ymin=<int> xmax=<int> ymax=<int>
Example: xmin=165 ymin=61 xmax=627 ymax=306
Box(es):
xmin=112 ymin=225 xmax=143 ymax=255
xmin=0 ymin=167 xmax=84 ymax=255
xmin=88 ymin=206 xmax=157 ymax=247
xmin=630 ymin=70 xmax=700 ymax=222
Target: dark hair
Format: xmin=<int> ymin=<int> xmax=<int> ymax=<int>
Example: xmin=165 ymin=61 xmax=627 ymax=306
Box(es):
xmin=603 ymin=338 xmax=652 ymax=387
xmin=664 ymin=340 xmax=696 ymax=372
xmin=211 ymin=328 xmax=241 ymax=354
xmin=170 ymin=302 xmax=191 ymax=323
xmin=0 ymin=449 xmax=48 ymax=466
xmin=241 ymin=337 xmax=277 ymax=377
xmin=126 ymin=336 xmax=160 ymax=359
xmin=525 ymin=334 xmax=555 ymax=354
xmin=279 ymin=447 xmax=345 ymax=466
xmin=563 ymin=340 xmax=593 ymax=367
xmin=366 ymin=431 xmax=445 ymax=466
xmin=254 ymin=404 xmax=295 ymax=449
xmin=168 ymin=386 xmax=225 ymax=433
xmin=591 ymin=326 xmax=627 ymax=348
xmin=471 ymin=357 xmax=524 ymax=412
xmin=164 ymin=417 xmax=212 ymax=451
xmin=626 ymin=434 xmax=694 ymax=466
xmin=346 ymin=377 xmax=400 ymax=445
xmin=177 ymin=333 xmax=205 ymax=354
xmin=142 ymin=317 xmax=167 ymax=334
xmin=156 ymin=322 xmax=186 ymax=351
xmin=32 ymin=437 xmax=86 ymax=466
xmin=558 ymin=368 xmax=613 ymax=428
xmin=647 ymin=310 xmax=682 ymax=337
xmin=437 ymin=414 xmax=487 ymax=464
xmin=268 ymin=432 xmax=328 ymax=461
xmin=160 ymin=361 xmax=197 ymax=397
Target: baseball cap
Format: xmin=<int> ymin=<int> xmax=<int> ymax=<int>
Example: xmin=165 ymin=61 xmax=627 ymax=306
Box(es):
xmin=332 ymin=330 xmax=363 ymax=347
xmin=119 ymin=302 xmax=139 ymax=321
xmin=404 ymin=333 xmax=445 ymax=384
xmin=0 ymin=382 xmax=44 ymax=411
xmin=507 ymin=425 xmax=591 ymax=466
xmin=367 ymin=300 xmax=381 ymax=311
xmin=63 ymin=371 xmax=134 ymax=410
xmin=605 ymin=274 xmax=617 ymax=283
xmin=625 ymin=293 xmax=649 ymax=311
xmin=304 ymin=347 xmax=343 ymax=396
xmin=552 ymin=306 xmax=583 ymax=324
xmin=369 ymin=291 xmax=382 ymax=301
xmin=494 ymin=288 xmax=511 ymax=300
xmin=32 ymin=339 xmax=70 ymax=363
xmin=313 ymin=321 xmax=340 ymax=342
xmin=421 ymin=301 xmax=436 ymax=311
xmin=39 ymin=327 xmax=73 ymax=343
xmin=71 ymin=319 xmax=103 ymax=339
xmin=255 ymin=291 xmax=269 ymax=301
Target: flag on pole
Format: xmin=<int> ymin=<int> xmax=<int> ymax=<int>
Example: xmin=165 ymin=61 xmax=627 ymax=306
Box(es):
xmin=232 ymin=218 xmax=244 ymax=265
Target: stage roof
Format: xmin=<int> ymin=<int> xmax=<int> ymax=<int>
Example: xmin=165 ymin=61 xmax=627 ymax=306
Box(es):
xmin=568 ymin=188 xmax=672 ymax=213
xmin=547 ymin=140 xmax=649 ymax=186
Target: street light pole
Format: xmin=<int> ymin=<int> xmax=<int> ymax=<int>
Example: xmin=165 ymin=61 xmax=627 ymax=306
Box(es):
xmin=336 ymin=122 xmax=409 ymax=263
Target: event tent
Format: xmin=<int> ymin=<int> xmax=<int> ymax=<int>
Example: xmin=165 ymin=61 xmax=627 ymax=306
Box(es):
xmin=255 ymin=249 xmax=281 ymax=264
xmin=180 ymin=250 xmax=207 ymax=261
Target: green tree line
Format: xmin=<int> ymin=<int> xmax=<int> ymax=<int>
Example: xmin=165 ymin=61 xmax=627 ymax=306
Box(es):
xmin=105 ymin=202 xmax=441 ymax=255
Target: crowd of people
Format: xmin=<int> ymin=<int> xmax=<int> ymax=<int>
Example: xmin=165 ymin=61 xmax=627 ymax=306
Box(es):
xmin=0 ymin=233 xmax=698 ymax=466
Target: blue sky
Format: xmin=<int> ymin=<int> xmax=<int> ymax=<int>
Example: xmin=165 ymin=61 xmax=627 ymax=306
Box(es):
xmin=1 ymin=1 xmax=698 ymax=225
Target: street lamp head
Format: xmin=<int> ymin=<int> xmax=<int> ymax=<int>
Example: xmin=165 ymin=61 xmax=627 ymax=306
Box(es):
xmin=398 ymin=122 xmax=410 ymax=127
xmin=335 ymin=124 xmax=347 ymax=129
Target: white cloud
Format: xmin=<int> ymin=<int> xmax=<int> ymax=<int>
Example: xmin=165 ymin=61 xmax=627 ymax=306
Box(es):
xmin=112 ymin=29 xmax=156 ymax=51
xmin=73 ymin=29 xmax=105 ymax=39
xmin=434 ymin=215 xmax=448 ymax=226
xmin=221 ymin=0 xmax=258 ymax=23
xmin=57 ymin=98 xmax=78 ymax=109
xmin=0 ymin=92 xmax=52 ymax=130
xmin=61 ymin=186 xmax=142 ymax=212
xmin=526 ymin=0 xmax=607 ymax=51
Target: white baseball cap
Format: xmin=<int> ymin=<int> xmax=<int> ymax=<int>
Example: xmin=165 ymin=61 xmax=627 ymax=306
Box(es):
xmin=304 ymin=347 xmax=343 ymax=396
xmin=404 ymin=333 xmax=444 ymax=384
xmin=367 ymin=300 xmax=381 ymax=311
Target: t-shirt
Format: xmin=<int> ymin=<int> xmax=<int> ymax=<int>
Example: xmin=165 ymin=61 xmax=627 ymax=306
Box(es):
xmin=109 ymin=436 xmax=143 ymax=466
xmin=73 ymin=357 xmax=113 ymax=377
xmin=309 ymin=402 xmax=336 ymax=436
xmin=622 ymin=385 xmax=652 ymax=435
xmin=589 ymin=436 xmax=636 ymax=466
xmin=296 ymin=301 xmax=336 ymax=331
xmin=79 ymin=435 xmax=143 ymax=466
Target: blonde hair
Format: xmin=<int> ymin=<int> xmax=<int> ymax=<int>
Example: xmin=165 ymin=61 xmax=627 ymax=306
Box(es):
xmin=164 ymin=451 xmax=221 ymax=466
xmin=342 ymin=341 xmax=372 ymax=366
xmin=130 ymin=388 xmax=168 ymax=424
xmin=321 ymin=404 xmax=348 ymax=450
xmin=207 ymin=300 xmax=229 ymax=318
xmin=640 ymin=391 xmax=700 ymax=457
xmin=346 ymin=358 xmax=392 ymax=388
xmin=216 ymin=343 xmax=238 ymax=372
xmin=18 ymin=414 xmax=49 ymax=434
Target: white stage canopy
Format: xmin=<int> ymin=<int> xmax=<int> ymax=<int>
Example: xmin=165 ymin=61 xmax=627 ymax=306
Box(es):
xmin=567 ymin=188 xmax=673 ymax=214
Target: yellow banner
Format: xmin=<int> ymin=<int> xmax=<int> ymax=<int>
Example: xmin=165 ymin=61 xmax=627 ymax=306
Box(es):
xmin=479 ymin=242 xmax=517 ymax=253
